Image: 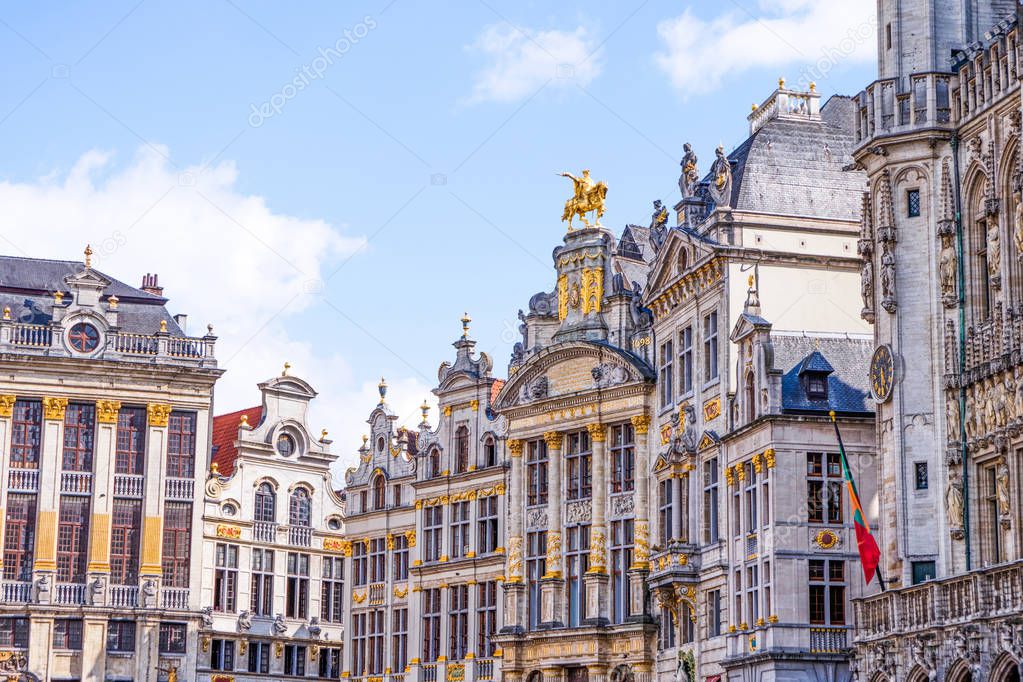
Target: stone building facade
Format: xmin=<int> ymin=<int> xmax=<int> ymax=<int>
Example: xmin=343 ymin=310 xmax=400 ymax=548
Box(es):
xmin=198 ymin=371 xmax=346 ymax=681
xmin=850 ymin=1 xmax=1023 ymax=680
xmin=0 ymin=253 xmax=220 ymax=681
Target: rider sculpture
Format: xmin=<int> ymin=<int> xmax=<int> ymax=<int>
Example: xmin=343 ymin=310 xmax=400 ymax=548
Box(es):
xmin=560 ymin=169 xmax=608 ymax=230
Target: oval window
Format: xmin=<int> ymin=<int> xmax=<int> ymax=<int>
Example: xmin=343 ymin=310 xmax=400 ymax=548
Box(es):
xmin=276 ymin=433 xmax=296 ymax=457
xmin=68 ymin=322 xmax=100 ymax=352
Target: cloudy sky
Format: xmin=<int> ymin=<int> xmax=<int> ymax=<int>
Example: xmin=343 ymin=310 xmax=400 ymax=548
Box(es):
xmin=0 ymin=0 xmax=876 ymax=476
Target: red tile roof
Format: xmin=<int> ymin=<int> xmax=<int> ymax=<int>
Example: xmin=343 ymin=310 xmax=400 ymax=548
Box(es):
xmin=490 ymin=379 xmax=506 ymax=406
xmin=211 ymin=406 xmax=263 ymax=477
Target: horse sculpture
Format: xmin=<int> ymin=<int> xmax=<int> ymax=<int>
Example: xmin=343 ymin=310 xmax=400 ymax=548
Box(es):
xmin=560 ymin=169 xmax=608 ymax=230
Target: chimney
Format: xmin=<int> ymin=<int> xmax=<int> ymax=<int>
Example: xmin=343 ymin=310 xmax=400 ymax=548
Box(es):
xmin=141 ymin=273 xmax=164 ymax=296
xmin=173 ymin=314 xmax=188 ymax=333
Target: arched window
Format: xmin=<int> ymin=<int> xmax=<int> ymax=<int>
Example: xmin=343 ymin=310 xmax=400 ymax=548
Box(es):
xmin=455 ymin=426 xmax=470 ymax=473
xmin=428 ymin=448 xmax=441 ymax=479
xmin=289 ymin=488 xmax=311 ymax=527
xmin=254 ymin=482 xmax=276 ymax=523
xmin=483 ymin=437 xmax=497 ymax=468
xmin=372 ymin=474 xmax=386 ymax=510
xmin=744 ymin=372 xmax=756 ymax=423
xmin=966 ymin=178 xmax=996 ymax=322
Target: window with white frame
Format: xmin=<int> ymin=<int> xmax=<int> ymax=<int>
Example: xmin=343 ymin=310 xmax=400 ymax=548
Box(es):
xmin=213 ymin=543 xmax=238 ymax=612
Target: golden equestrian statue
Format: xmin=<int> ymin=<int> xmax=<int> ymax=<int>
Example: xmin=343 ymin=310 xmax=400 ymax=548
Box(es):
xmin=560 ymin=169 xmax=608 ymax=230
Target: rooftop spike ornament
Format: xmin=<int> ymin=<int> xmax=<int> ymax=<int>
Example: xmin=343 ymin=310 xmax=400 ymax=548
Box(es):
xmin=461 ymin=312 xmax=471 ymax=338
xmin=84 ymin=244 xmax=93 ymax=269
xmin=420 ymin=399 xmax=430 ymax=425
xmin=378 ymin=377 xmax=387 ymax=404
xmin=282 ymin=361 xmax=291 ymax=377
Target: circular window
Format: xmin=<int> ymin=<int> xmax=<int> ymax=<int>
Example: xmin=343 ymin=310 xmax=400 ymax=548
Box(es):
xmin=221 ymin=502 xmax=238 ymax=516
xmin=68 ymin=322 xmax=100 ymax=353
xmin=276 ymin=433 xmax=296 ymax=457
xmin=327 ymin=517 xmax=342 ymax=531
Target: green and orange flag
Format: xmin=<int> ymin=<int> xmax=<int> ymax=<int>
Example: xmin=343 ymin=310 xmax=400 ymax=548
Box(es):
xmin=830 ymin=411 xmax=882 ymax=587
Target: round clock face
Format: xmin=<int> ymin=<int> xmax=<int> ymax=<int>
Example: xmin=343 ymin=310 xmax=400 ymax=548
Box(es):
xmin=870 ymin=345 xmax=896 ymax=403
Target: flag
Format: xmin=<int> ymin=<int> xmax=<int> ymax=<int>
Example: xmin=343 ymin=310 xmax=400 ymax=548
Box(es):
xmin=830 ymin=411 xmax=882 ymax=587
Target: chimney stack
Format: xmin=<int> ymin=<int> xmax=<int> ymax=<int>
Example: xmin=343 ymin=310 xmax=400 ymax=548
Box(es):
xmin=141 ymin=273 xmax=164 ymax=296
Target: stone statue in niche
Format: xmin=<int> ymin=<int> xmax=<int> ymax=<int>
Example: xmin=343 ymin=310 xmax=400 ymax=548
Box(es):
xmin=987 ymin=219 xmax=1002 ymax=282
xmin=1014 ymin=192 xmax=1023 ymax=257
xmin=880 ymin=247 xmax=897 ymax=313
xmin=946 ymin=473 xmax=965 ymax=534
xmin=946 ymin=394 xmax=960 ymax=442
xmin=996 ymin=458 xmax=1011 ymax=517
xmin=995 ymin=379 xmax=1009 ymax=428
xmin=983 ymin=379 xmax=997 ymax=433
xmin=965 ymin=391 xmax=976 ymax=441
xmin=860 ymin=258 xmax=874 ymax=311
xmin=940 ymin=236 xmax=957 ymax=304
xmin=1015 ymin=369 xmax=1023 ymax=420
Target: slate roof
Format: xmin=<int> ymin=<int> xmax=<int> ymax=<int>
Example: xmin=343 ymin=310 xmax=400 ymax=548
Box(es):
xmin=772 ymin=332 xmax=873 ymax=416
xmin=713 ymin=96 xmax=866 ymax=221
xmin=211 ymin=406 xmax=263 ymax=477
xmin=0 ymin=254 xmax=186 ymax=335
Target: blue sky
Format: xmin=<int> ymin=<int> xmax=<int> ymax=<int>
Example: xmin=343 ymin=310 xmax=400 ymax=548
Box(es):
xmin=0 ymin=0 xmax=875 ymax=472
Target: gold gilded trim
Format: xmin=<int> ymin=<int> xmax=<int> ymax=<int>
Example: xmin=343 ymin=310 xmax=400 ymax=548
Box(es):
xmin=0 ymin=395 xmax=15 ymax=418
xmin=147 ymin=403 xmax=172 ymax=427
xmin=87 ymin=513 xmax=111 ymax=572
xmin=95 ymin=400 xmax=121 ymax=424
xmin=42 ymin=397 xmax=68 ymax=421
xmin=140 ymin=515 xmax=163 ymax=575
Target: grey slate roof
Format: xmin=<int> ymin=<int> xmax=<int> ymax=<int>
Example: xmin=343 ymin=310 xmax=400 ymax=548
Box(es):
xmin=713 ymin=96 xmax=866 ymax=221
xmin=0 ymin=254 xmax=185 ymax=336
xmin=772 ymin=332 xmax=873 ymax=415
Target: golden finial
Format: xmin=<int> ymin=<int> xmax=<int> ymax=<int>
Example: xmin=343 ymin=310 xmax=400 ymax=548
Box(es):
xmin=282 ymin=361 xmax=291 ymax=377
xmin=210 ymin=462 xmax=220 ymax=474
xmin=159 ymin=319 xmax=168 ymax=333
xmin=321 ymin=429 xmax=328 ymax=441
xmin=751 ymin=103 xmax=758 ymax=111
xmin=378 ymin=377 xmax=387 ymax=403
xmin=84 ymin=244 xmax=93 ymax=268
xmin=748 ymin=274 xmax=754 ymax=288
xmin=809 ymin=81 xmax=816 ymax=93
xmin=778 ymin=76 xmax=786 ymax=90
xmin=461 ymin=312 xmax=471 ymax=338
xmin=362 ymin=434 xmax=369 ymax=447
xmin=421 ymin=399 xmax=430 ymax=423
xmin=107 ymin=294 xmax=118 ymax=309
xmin=240 ymin=414 xmax=249 ymax=426
xmin=2 ymin=307 xmax=9 ymax=321
xmin=54 ymin=291 xmax=64 ymax=305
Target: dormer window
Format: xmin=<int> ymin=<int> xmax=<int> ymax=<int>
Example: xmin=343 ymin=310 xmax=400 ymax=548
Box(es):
xmin=805 ymin=373 xmax=828 ymax=400
xmin=797 ymin=350 xmax=834 ymax=403
xmin=276 ymin=433 xmax=296 ymax=457
xmin=68 ymin=322 xmax=100 ymax=353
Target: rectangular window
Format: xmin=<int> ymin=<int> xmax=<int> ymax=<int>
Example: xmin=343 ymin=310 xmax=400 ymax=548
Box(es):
xmin=678 ymin=325 xmax=694 ymax=395
xmin=353 ymin=540 xmax=368 ymax=586
xmin=450 ymin=501 xmax=471 ymax=559
xmin=912 ymin=560 xmax=936 ymax=584
xmin=286 ymin=552 xmax=310 ymax=619
xmin=251 ymin=548 xmax=274 ymax=616
xmin=3 ymin=493 xmax=36 ymax=581
xmin=110 ymin=498 xmax=141 ymax=585
xmin=658 ymin=606 xmax=676 ymax=650
xmin=213 ymin=543 xmax=238 ymax=612
xmin=477 ymin=496 xmax=499 ymax=555
xmin=703 ymin=458 xmax=719 ymax=544
xmin=477 ymin=581 xmax=498 ymax=657
xmin=158 ymin=622 xmax=187 ymax=654
xmin=370 ymin=537 xmax=387 ymax=582
xmin=807 ymin=453 xmax=843 ymax=524
xmin=351 ymin=613 xmax=367 ymax=676
xmin=321 ymin=556 xmax=344 ymax=623
xmin=210 ymin=639 xmax=235 ymax=671
xmin=57 ymin=495 xmax=90 ymax=583
xmin=392 ymin=533 xmax=409 ymax=580
xmin=0 ymin=618 xmax=28 ymax=648
xmin=526 ymin=439 xmax=549 ymax=506
xmin=566 ymin=430 xmax=592 ymax=500
xmin=166 ymin=411 xmax=197 ymax=478
xmin=744 ymin=463 xmax=758 ymax=534
xmin=10 ymin=400 xmax=42 ymax=469
xmin=707 ymin=589 xmax=722 ymax=637
xmin=566 ymin=525 xmax=590 ymax=627
xmin=914 ymin=462 xmax=929 ymax=490
xmin=449 ymin=584 xmax=469 ymax=660
xmin=981 ymin=463 xmax=1004 ymax=565
xmin=610 ymin=423 xmax=635 ymax=493
xmin=526 ymin=531 xmax=546 ymax=630
xmin=907 ymin=188 xmax=921 ymax=217
xmin=107 ymin=620 xmax=136 ymax=653
xmin=422 ymin=588 xmax=442 ymax=662
xmin=115 ymin=406 xmax=146 ymax=475
xmin=392 ymin=608 xmax=408 ymax=673
xmin=423 ymin=506 xmax=444 ymax=562
xmin=161 ymin=501 xmax=192 ymax=587
xmin=368 ymin=609 xmax=385 ymax=674
xmin=53 ymin=619 xmax=83 ymax=650
xmin=319 ymin=647 xmax=342 ymax=678
xmin=658 ymin=478 xmax=674 ymax=545
xmin=248 ymin=641 xmax=271 ymax=674
xmin=62 ymin=403 xmax=95 ymax=472
xmin=283 ymin=644 xmax=307 ymax=676
xmin=809 ymin=559 xmax=846 ymax=625
xmin=610 ymin=519 xmax=633 ymax=624
xmin=745 ymin=564 xmax=760 ymax=626
xmin=659 ymin=339 xmax=674 ymax=407
xmin=703 ymin=311 xmax=719 ymax=381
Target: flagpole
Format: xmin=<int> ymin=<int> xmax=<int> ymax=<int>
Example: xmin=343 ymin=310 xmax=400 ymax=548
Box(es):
xmin=829 ymin=411 xmax=887 ymax=593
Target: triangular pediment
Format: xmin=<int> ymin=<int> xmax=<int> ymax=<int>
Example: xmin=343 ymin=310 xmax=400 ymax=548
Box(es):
xmin=729 ymin=312 xmax=772 ymax=343
xmin=646 ymin=228 xmax=720 ymax=299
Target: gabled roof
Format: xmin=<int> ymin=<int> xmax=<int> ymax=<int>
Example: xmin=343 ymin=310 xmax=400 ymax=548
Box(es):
xmin=798 ymin=350 xmax=835 ymax=375
xmin=211 ymin=406 xmax=263 ymax=477
xmin=773 ymin=333 xmax=872 ymax=415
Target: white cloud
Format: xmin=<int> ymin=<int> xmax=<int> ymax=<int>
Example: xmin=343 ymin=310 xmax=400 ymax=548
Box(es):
xmin=654 ymin=0 xmax=876 ymax=95
xmin=466 ymin=23 xmax=603 ymax=104
xmin=0 ymin=145 xmax=432 ymax=481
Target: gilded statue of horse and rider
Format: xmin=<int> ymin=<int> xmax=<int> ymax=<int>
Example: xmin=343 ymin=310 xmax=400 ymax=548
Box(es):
xmin=560 ymin=169 xmax=608 ymax=230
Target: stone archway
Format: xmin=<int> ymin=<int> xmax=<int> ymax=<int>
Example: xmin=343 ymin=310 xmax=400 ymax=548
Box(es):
xmin=945 ymin=660 xmax=975 ymax=682
xmin=991 ymin=654 xmax=1022 ymax=682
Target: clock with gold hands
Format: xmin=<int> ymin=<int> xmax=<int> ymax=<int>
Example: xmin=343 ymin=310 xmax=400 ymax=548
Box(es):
xmin=869 ymin=344 xmax=896 ymax=403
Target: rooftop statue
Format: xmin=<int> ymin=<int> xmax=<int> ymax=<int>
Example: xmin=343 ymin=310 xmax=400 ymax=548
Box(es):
xmin=560 ymin=169 xmax=608 ymax=230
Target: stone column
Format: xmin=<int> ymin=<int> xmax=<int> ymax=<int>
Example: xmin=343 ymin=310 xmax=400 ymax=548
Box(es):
xmin=139 ymin=403 xmax=171 ymax=591
xmin=628 ymin=415 xmax=652 ymax=621
xmin=87 ymin=400 xmax=119 ymax=606
xmin=82 ymin=616 xmax=107 ymax=680
xmin=584 ymin=423 xmax=609 ymax=624
xmin=0 ymin=395 xmax=15 ymax=563
xmin=34 ymin=397 xmax=68 ymax=599
xmin=502 ymin=440 xmax=526 ymax=633
xmin=540 ymin=431 xmax=564 ymax=628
